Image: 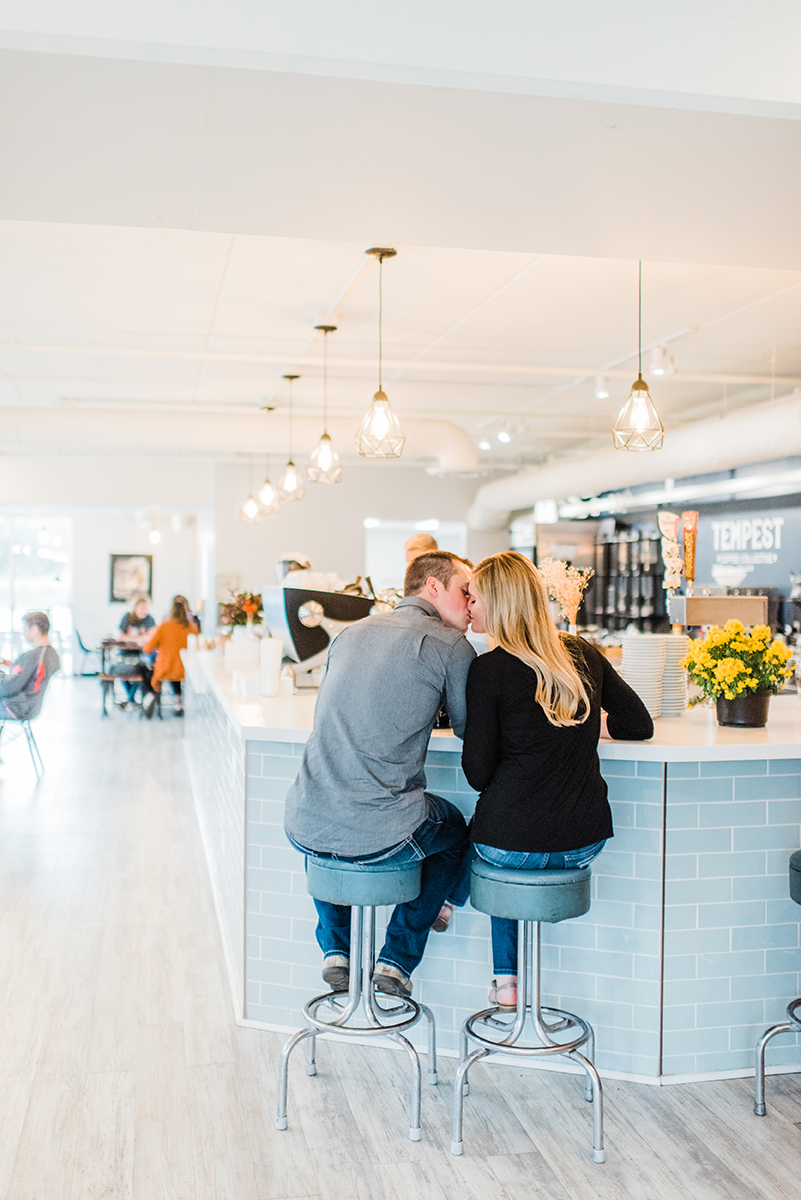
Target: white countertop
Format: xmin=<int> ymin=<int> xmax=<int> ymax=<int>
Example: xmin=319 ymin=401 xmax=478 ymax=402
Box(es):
xmin=187 ymin=651 xmax=801 ymax=762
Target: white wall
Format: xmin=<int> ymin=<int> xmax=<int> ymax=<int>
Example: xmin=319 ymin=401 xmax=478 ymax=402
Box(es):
xmin=213 ymin=461 xmax=507 ymax=597
xmin=71 ymin=511 xmax=202 ymax=645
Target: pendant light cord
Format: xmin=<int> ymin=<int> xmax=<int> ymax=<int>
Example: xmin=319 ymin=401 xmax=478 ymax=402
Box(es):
xmin=378 ymin=255 xmax=384 ymax=392
xmin=287 ymin=378 xmax=293 ymax=459
xmin=638 ymin=259 xmax=642 ymax=379
xmin=323 ymin=330 xmax=328 ymax=433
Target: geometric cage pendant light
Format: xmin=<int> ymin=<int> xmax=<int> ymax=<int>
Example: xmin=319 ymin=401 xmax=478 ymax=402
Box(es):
xmin=355 ymin=247 xmax=406 ymax=458
xmin=306 ymin=325 xmax=343 ymax=484
xmin=613 ymin=260 xmax=665 ymax=452
xmin=277 ymin=374 xmax=306 ymax=501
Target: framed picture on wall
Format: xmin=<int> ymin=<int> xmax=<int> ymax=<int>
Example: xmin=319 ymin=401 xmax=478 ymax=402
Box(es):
xmin=109 ymin=554 xmax=153 ymax=604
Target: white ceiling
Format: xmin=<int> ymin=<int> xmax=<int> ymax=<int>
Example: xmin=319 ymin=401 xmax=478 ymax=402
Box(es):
xmin=0 ymin=220 xmax=799 ymax=466
xmin=0 ymin=6 xmax=799 ymax=477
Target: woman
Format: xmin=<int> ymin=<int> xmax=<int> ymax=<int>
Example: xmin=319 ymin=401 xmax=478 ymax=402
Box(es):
xmin=141 ymin=597 xmax=198 ymax=718
xmin=462 ymin=551 xmax=653 ymax=1010
xmin=117 ymin=596 xmax=155 ymax=705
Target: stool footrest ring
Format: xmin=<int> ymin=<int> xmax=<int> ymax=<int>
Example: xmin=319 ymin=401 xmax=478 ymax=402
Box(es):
xmin=466 ymin=1005 xmax=590 ymax=1058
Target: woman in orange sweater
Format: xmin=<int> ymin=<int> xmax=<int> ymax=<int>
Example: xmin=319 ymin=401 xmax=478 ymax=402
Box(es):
xmin=141 ymin=597 xmax=198 ymax=718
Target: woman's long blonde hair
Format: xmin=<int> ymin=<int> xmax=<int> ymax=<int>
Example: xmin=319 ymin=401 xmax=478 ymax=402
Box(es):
xmin=473 ymin=551 xmax=590 ymax=727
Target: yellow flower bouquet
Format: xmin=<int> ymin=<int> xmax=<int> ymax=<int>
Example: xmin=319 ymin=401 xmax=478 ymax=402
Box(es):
xmin=680 ymin=621 xmax=794 ymax=722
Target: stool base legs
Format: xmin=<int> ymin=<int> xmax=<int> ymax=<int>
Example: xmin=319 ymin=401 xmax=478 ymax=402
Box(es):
xmin=452 ymin=919 xmax=604 ymax=1164
xmin=276 ymin=903 xmax=437 ymax=1140
xmin=754 ymin=997 xmax=801 ymax=1116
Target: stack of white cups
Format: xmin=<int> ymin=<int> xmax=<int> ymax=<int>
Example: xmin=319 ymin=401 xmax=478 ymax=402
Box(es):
xmin=620 ymin=635 xmax=667 ymax=718
xmin=659 ymin=635 xmax=689 ymax=717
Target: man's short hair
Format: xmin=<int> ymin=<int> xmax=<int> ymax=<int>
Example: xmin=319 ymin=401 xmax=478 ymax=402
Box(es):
xmin=403 ymin=551 xmax=473 ymax=597
xmin=23 ymin=611 xmax=49 ymax=636
xmin=404 ymin=532 xmax=438 ymax=555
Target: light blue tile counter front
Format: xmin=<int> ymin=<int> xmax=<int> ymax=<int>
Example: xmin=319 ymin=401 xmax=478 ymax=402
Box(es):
xmin=186 ymin=653 xmax=801 ymax=1084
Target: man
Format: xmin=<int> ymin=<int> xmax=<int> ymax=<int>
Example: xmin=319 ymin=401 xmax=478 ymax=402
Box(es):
xmin=0 ymin=612 xmax=60 ymax=718
xmin=404 ymin=531 xmax=438 ymax=564
xmin=285 ymin=551 xmax=476 ymax=998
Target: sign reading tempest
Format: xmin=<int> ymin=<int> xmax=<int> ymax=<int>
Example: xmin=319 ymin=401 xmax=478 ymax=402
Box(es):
xmin=695 ymin=508 xmax=796 ymax=590
xmin=711 ymin=518 xmax=785 ymax=553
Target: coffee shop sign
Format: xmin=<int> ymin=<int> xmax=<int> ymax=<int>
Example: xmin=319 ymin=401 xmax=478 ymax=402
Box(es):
xmin=711 ymin=517 xmax=784 ymax=563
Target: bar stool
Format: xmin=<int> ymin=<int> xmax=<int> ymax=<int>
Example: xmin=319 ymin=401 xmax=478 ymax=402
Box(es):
xmin=754 ymin=849 xmax=801 ymax=1116
xmin=451 ymin=861 xmax=604 ymax=1163
xmin=276 ymin=857 xmax=438 ymax=1141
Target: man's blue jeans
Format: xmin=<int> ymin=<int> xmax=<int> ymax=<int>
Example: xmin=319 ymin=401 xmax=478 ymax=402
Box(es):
xmin=288 ymin=793 xmax=471 ymax=980
xmin=473 ymin=840 xmax=607 ymax=975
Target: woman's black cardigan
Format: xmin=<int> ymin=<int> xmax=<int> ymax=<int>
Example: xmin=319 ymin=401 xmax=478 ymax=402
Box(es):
xmin=462 ymin=636 xmax=653 ymax=853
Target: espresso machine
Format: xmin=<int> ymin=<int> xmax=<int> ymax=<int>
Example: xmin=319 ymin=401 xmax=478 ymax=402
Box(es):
xmin=262 ymin=586 xmax=373 ymax=686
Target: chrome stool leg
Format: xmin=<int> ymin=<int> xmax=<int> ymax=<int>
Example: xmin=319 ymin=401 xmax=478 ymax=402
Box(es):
xmin=452 ymin=917 xmax=603 ymax=1163
xmin=755 ymin=998 xmax=801 ymax=1116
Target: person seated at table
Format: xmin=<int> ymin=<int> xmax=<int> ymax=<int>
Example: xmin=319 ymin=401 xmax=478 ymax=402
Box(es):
xmin=141 ymin=597 xmax=198 ymax=718
xmin=462 ymin=552 xmax=653 ymax=1011
xmin=117 ymin=596 xmax=155 ymax=707
xmin=173 ymin=595 xmax=201 ymax=633
xmin=0 ymin=611 xmax=60 ymax=719
xmin=404 ymin=532 xmax=438 ymax=564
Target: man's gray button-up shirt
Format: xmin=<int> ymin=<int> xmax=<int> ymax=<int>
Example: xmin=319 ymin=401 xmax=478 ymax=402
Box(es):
xmin=284 ymin=595 xmax=476 ymax=857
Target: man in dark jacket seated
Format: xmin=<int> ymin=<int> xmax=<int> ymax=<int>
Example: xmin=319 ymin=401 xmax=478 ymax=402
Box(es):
xmin=0 ymin=611 xmax=60 ymax=719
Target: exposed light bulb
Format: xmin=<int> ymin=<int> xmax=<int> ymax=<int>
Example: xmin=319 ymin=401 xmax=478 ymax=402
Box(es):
xmin=307 ymin=432 xmax=343 ymax=484
xmin=355 ymin=389 xmax=406 ymax=458
xmin=612 ymin=376 xmax=664 ymax=451
xmin=258 ymin=477 xmax=280 ymax=514
xmin=497 ymin=430 xmax=511 ymax=443
xmin=478 ymin=440 xmax=491 ymax=451
xmin=277 ymin=460 xmax=306 ymax=501
xmin=149 ymin=529 xmax=161 ymax=544
xmin=595 ymin=375 xmax=610 ymax=400
xmin=240 ymin=495 xmax=262 ymax=525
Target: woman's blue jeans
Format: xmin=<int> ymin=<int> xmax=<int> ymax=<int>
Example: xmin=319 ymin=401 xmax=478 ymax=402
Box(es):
xmin=288 ymin=793 xmax=472 ymax=980
xmin=473 ymin=840 xmax=607 ymax=975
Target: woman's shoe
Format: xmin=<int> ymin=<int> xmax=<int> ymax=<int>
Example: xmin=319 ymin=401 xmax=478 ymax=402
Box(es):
xmin=489 ymin=977 xmax=518 ymax=1011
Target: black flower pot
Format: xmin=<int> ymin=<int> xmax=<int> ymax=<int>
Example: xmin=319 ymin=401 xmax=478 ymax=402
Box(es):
xmin=715 ymin=690 xmax=771 ymax=728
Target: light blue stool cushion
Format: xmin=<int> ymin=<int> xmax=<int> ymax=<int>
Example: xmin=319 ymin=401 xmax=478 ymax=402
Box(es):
xmin=790 ymin=850 xmax=801 ymax=907
xmin=306 ymin=857 xmax=422 ymax=907
xmin=470 ymin=861 xmax=591 ymax=923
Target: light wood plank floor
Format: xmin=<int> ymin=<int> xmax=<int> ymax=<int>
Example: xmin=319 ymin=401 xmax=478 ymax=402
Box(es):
xmin=0 ymin=676 xmax=799 ymax=1200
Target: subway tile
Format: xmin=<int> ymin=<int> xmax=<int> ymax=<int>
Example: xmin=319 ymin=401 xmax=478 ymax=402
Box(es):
xmin=634 ymin=854 xmax=663 ymax=881
xmin=697 ymin=899 xmax=767 ymax=928
xmin=600 ymin=759 xmax=636 ymax=777
xmin=425 ymin=749 xmax=463 ymax=766
xmin=257 ymin=740 xmax=295 ymax=757
xmin=604 ymin=777 xmax=663 ymax=804
xmin=429 ymin=934 xmax=490 ymax=964
xmin=700 ymin=801 xmax=766 ymax=828
xmin=697 ymin=949 xmax=767 ymax=978
xmin=665 ymin=927 xmax=731 ymax=956
xmin=700 ymin=759 xmax=767 ymax=777
xmin=662 ymin=1004 xmax=697 ymax=1031
xmin=613 ymin=804 xmax=635 ymax=828
xmin=248 ymin=822 xmax=290 ymax=847
xmin=768 ymin=799 xmax=801 ymax=825
xmin=732 ymin=923 xmax=799 ymax=952
xmin=760 ymin=1042 xmax=801 ymax=1066
xmin=595 ymin=1026 xmax=659 ymax=1057
xmin=247 ymin=956 xmax=293 ymax=985
xmin=246 ymin=845 xmax=261 ymax=868
xmin=453 ymin=958 xmax=488 ymax=987
xmin=247 ymin=753 xmax=262 ymax=777
xmin=698 ymin=850 xmax=767 ymax=878
xmin=614 ymin=827 xmax=662 ymax=855
xmin=768 ymin=758 xmax=801 ymax=774
xmin=423 ymin=766 xmax=458 ymax=791
xmin=693 ymin=1049 xmax=753 ymax=1073
xmin=597 ymin=925 xmax=656 ymax=955
xmin=662 ymin=954 xmax=697 ymax=980
xmin=596 ymin=975 xmax=659 ymax=1007
xmin=732 ymin=874 xmax=789 ymax=902
xmin=246 ymin=935 xmax=260 ymax=959
xmin=730 ymin=972 xmax=798 ymax=1001
xmin=581 ymin=999 xmax=634 ymax=1029
xmin=663 ymin=977 xmax=729 ymax=1006
xmin=635 ymin=804 xmax=663 ymax=829
xmin=767 ymin=947 xmax=801 ymax=974
xmin=665 ymin=855 xmax=699 ymax=881
xmin=632 ymin=1005 xmax=661 ymax=1033
xmin=420 ymin=979 xmax=488 ymax=1012
xmin=728 ymin=1023 xmax=773 ymax=1053
xmin=660 ymin=1054 xmax=698 ymax=1076
xmin=258 ymin=937 xmax=321 ymax=968
xmin=661 ymin=878 xmax=733 ymax=902
xmin=668 ymin=777 xmax=734 ymax=804
xmin=666 ymin=803 xmax=699 ymax=830
xmin=596 ymin=875 xmax=657 ymax=904
xmin=735 ymin=775 xmax=801 ymax=802
xmin=259 ymin=890 xmax=309 ymax=919
xmin=417 ymin=957 xmax=454 ymax=984
xmin=454 ymin=771 xmax=477 ymax=795
xmin=667 ymin=762 xmax=701 ymax=780
xmin=548 ymin=971 xmax=598 ymax=1001
xmin=766 ymin=897 xmax=801 ymax=925
xmin=258 ymin=799 xmax=287 ymax=826
xmin=596 ymin=851 xmax=634 ymax=878
xmin=248 ymin=772 xmax=292 ymax=801
xmin=733 ymin=824 xmax=801 ymax=851
xmin=664 ymin=905 xmax=698 ymax=931
xmin=696 ymin=998 xmax=766 ymax=1028
xmin=663 ymin=1027 xmax=729 ymax=1055
xmin=589 ymin=899 xmax=635 ymax=927
xmin=636 ymin=761 xmax=663 ymax=778
xmin=600 ymin=1051 xmax=660 ymax=1077
xmin=667 ymin=828 xmax=731 ymax=855
xmin=633 ymin=954 xmax=665 ymax=982
xmin=551 ymin=921 xmax=597 ymax=950
xmin=246 ymin=799 xmax=261 ymax=822
xmin=560 ymin=946 xmax=633 ymax=978
xmin=246 ymin=982 xmax=260 ymax=1006
xmin=246 ymin=885 xmax=264 ymax=909
xmin=248 ymin=913 xmax=292 ymax=940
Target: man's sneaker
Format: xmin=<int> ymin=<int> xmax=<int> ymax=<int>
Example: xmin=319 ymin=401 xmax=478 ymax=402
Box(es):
xmin=322 ymin=956 xmax=350 ymax=992
xmin=142 ymin=692 xmax=157 ymax=719
xmin=431 ymin=901 xmax=454 ymax=933
xmin=373 ymin=968 xmax=413 ymax=999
